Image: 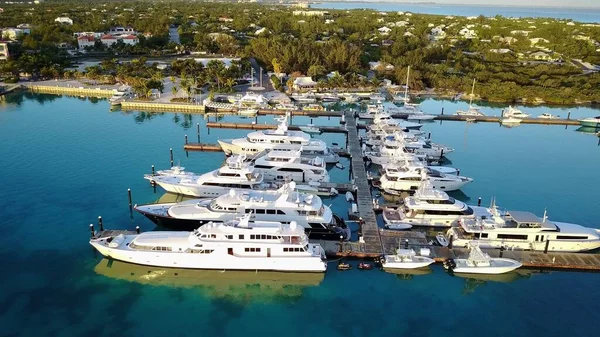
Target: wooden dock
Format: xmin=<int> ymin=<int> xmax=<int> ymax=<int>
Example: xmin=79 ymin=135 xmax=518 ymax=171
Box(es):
xmin=431 ymin=114 xmax=581 ymax=126
xmin=206 ymin=122 xmax=350 ymax=133
xmin=344 ymin=110 xmax=384 ymax=254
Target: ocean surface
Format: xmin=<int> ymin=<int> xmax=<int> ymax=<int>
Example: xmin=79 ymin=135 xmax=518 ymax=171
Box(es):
xmin=0 ymin=93 xmax=599 ymax=337
xmin=311 ymin=2 xmax=600 ymax=22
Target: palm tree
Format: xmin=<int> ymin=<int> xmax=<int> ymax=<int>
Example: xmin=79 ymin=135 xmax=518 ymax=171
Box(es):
xmin=171 ymin=85 xmax=178 ymax=98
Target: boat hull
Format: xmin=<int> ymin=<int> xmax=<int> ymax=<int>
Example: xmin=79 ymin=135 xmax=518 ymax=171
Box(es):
xmin=90 ymin=242 xmax=327 ymax=272
xmin=580 ymin=121 xmax=600 ymax=128
xmin=382 ymin=257 xmax=435 ymax=269
xmin=217 ymin=139 xmax=339 ymax=164
xmin=136 ymin=209 xmax=347 ymax=241
xmin=452 ymin=258 xmax=522 ymax=274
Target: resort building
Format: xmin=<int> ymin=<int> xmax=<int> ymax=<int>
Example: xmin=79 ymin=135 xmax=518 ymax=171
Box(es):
xmin=0 ymin=41 xmax=9 ymax=60
xmin=77 ymin=36 xmax=95 ymax=49
xmin=292 ymin=77 xmax=317 ymax=91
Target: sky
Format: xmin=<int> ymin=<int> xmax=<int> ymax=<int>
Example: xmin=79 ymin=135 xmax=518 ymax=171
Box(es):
xmin=337 ymin=0 xmax=600 ymax=9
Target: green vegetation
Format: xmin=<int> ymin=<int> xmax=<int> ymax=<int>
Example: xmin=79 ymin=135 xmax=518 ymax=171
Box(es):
xmin=0 ymin=1 xmax=599 ymax=104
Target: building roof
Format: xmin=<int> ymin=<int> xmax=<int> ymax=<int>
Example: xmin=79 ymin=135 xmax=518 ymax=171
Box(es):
xmin=121 ymin=35 xmax=137 ymax=39
xmin=101 ymin=34 xmax=116 ymax=39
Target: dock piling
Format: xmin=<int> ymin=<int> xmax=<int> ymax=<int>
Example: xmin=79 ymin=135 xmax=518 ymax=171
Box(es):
xmin=477 ymin=197 xmax=482 ymax=206
xmin=90 ymin=224 xmax=95 ymax=237
xmin=98 ymin=216 xmax=103 ymax=231
xmin=136 ymin=226 xmax=140 ymax=234
xmin=441 ymin=107 xmax=444 ymax=115
xmin=197 ymin=123 xmax=201 ymax=143
xmin=185 ymin=135 xmax=188 ymax=145
xmin=151 ymin=165 xmax=155 ymax=176
xmin=567 ymin=111 xmax=571 ymax=120
xmin=169 ymin=148 xmax=174 ymax=167
xmin=127 ymin=188 xmax=132 ymax=207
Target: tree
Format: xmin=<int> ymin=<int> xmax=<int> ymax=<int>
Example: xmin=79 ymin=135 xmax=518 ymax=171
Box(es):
xmin=307 ymin=65 xmax=326 ymax=79
xmin=171 ymin=85 xmax=178 ymax=98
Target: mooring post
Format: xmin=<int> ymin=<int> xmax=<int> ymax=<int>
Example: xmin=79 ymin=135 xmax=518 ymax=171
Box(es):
xmin=127 ymin=188 xmax=132 ymax=207
xmin=98 ymin=216 xmax=103 ymax=231
xmin=151 ymin=165 xmax=155 ymax=176
xmin=169 ymin=148 xmax=174 ymax=167
xmin=404 ymin=239 xmax=409 ymax=249
xmin=197 ymin=122 xmax=201 ymax=143
xmin=428 ymin=132 xmax=431 ymax=139
xmin=339 ymin=235 xmax=344 ymax=253
xmin=310 ymin=118 xmax=313 ymax=124
xmin=441 ymin=107 xmax=444 ymax=115
xmin=184 ymin=134 xmax=188 ymax=145
xmin=499 ymin=246 xmax=504 ymax=258
xmin=136 ymin=226 xmax=140 ymax=234
xmin=567 ymin=111 xmax=571 ymax=120
xmin=477 ymin=197 xmax=482 ymax=206
xmin=89 ymin=224 xmax=95 ymax=237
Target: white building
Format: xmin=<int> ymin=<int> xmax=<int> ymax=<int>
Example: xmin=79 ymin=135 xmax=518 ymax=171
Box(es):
xmin=459 ymin=28 xmax=477 ymax=39
xmin=1 ymin=28 xmax=29 ymax=40
xmin=109 ymin=26 xmax=136 ymax=35
xmin=292 ymin=76 xmax=317 ymax=91
xmin=55 ymin=17 xmax=73 ymax=25
xmin=120 ymin=34 xmax=139 ymax=45
xmin=100 ymin=34 xmax=117 ymax=46
xmin=378 ymin=27 xmax=392 ymax=35
xmin=77 ymin=36 xmax=95 ymax=49
xmin=293 ymin=10 xmax=328 ymax=16
xmin=0 ymin=41 xmax=9 ymax=60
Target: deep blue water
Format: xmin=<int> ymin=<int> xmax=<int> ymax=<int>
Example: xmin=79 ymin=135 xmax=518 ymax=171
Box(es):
xmin=311 ymin=2 xmax=600 ymax=22
xmin=0 ymin=93 xmax=599 ymax=337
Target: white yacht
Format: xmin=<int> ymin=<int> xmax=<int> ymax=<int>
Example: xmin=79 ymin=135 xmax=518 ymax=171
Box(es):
xmin=155 ymin=165 xmax=193 ymax=177
xmin=275 ymin=103 xmax=297 ymax=111
xmin=503 ymin=106 xmax=530 ymax=118
xmin=384 ymin=180 xmax=475 ymax=227
xmin=372 ymin=113 xmax=423 ymax=130
xmin=145 ymin=155 xmax=269 ymax=198
xmin=321 ymin=94 xmax=340 ymax=102
xmin=134 ymin=182 xmax=348 ymax=240
xmin=253 ymin=150 xmax=329 ymax=184
xmin=370 ymin=134 xmax=453 ymax=161
xmin=291 ymin=92 xmax=317 ymax=103
xmin=109 ymin=86 xmax=132 ymax=106
xmin=402 ymin=103 xmax=436 ymax=121
xmin=449 ymin=209 xmax=600 ymax=252
xmin=90 ymin=216 xmax=327 ymax=272
xmin=379 ymin=165 xmax=472 ymax=193
xmin=444 ymin=245 xmax=522 ymax=274
xmin=381 ymin=249 xmax=435 ymax=269
xmin=579 ymin=116 xmax=600 ymax=128
xmin=218 ymin=114 xmax=339 ymax=163
xmin=538 ymin=112 xmax=559 ymax=119
xmin=369 ymin=93 xmax=386 ymax=101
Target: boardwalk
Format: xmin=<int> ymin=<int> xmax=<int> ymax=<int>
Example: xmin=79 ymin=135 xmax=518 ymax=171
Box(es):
xmin=206 ymin=122 xmax=352 ymax=133
xmin=345 ymin=110 xmax=383 ymax=254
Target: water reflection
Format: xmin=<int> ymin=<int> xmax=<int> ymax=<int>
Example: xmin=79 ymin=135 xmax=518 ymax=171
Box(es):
xmin=384 ymin=267 xmax=433 ymax=280
xmin=94 ymin=258 xmax=324 ymax=302
xmin=453 ymin=269 xmax=545 ymax=295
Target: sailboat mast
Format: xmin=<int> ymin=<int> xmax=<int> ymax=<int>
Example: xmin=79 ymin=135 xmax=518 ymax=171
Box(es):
xmin=469 ymin=78 xmax=476 ymax=106
xmin=404 ymin=66 xmax=410 ymax=101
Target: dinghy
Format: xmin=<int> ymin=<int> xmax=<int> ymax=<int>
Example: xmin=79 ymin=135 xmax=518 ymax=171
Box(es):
xmin=345 ymin=191 xmax=354 ymax=202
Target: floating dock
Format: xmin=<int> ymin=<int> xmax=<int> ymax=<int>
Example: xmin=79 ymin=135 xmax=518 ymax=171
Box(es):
xmin=206 ymin=122 xmax=351 ymax=133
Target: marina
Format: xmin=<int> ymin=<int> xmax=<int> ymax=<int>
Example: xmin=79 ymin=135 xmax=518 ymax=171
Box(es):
xmin=2 ymin=92 xmax=600 ymax=337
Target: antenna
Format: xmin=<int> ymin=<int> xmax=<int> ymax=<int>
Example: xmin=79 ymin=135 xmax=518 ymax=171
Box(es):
xmin=542 ymin=208 xmax=548 ymax=223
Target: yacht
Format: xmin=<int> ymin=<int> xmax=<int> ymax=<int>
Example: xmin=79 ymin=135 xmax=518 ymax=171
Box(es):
xmin=109 ymin=86 xmax=132 ymax=106
xmin=372 ymin=113 xmax=423 ymax=130
xmin=218 ymin=114 xmax=339 ymax=163
xmin=302 ymin=104 xmax=324 ymax=111
xmin=253 ymin=150 xmax=329 ymax=183
xmin=238 ymin=108 xmax=258 ymax=116
xmin=275 ymin=103 xmax=298 ymax=111
xmin=291 ymin=93 xmax=317 ymax=103
xmin=444 ymin=245 xmax=522 ymax=274
xmin=155 ymin=165 xmax=194 ymax=177
xmin=379 ymin=165 xmax=472 ymax=193
xmin=579 ymin=116 xmax=600 ymax=128
xmin=538 ymin=112 xmax=559 ymax=119
xmin=449 ymin=208 xmax=600 ymax=252
xmin=371 ymin=134 xmax=453 ymax=160
xmin=298 ymin=124 xmax=321 ymax=135
xmin=369 ymin=93 xmax=386 ymax=101
xmin=503 ymin=106 xmax=530 ymax=118
xmin=358 ymin=104 xmax=383 ymax=119
xmin=384 ymin=180 xmax=475 ymax=227
xmin=321 ymin=94 xmax=340 ymax=102
xmin=402 ymin=103 xmax=436 ymax=121
xmin=90 ymin=215 xmax=327 ymax=272
xmin=134 ymin=182 xmax=348 ymax=240
xmin=380 ymin=249 xmax=435 ymax=269
xmin=455 ymin=79 xmax=485 ymax=116
xmin=145 ymin=155 xmax=268 ymax=198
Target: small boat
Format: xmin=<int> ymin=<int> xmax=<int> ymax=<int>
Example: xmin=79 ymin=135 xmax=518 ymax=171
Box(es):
xmin=465 ymin=117 xmax=476 ymax=123
xmin=382 ymin=207 xmax=413 ymax=230
xmin=579 ymin=116 xmax=600 ymax=128
xmin=295 ymin=182 xmax=339 ymax=196
xmin=501 ymin=117 xmax=522 ymax=126
xmin=238 ymin=108 xmax=258 ymax=116
xmin=299 ymin=124 xmax=322 ymax=135
xmin=436 ymin=233 xmax=449 ymax=247
xmin=345 ymin=191 xmax=354 ymax=202
xmin=538 ymin=112 xmax=559 ymax=119
xmin=302 ymin=104 xmax=325 ymax=111
xmin=380 ymin=249 xmax=435 ymax=269
xmin=444 ymin=245 xmax=522 ymax=275
xmin=337 ymin=262 xmax=352 ymax=271
xmin=358 ymin=263 xmax=373 ymax=270
xmin=335 ymin=163 xmax=345 ymax=169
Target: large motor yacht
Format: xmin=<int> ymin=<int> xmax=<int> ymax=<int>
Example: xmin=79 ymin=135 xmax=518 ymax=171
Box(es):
xmin=90 ymin=215 xmax=327 ymax=272
xmin=253 ymin=150 xmax=329 ymax=183
xmin=145 ymin=155 xmax=270 ymax=198
xmin=218 ymin=114 xmax=339 ymax=163
xmin=379 ymin=165 xmax=472 ymax=193
xmin=503 ymin=106 xmax=530 ymax=119
xmin=134 ymin=182 xmax=348 ymax=240
xmin=383 ymin=180 xmax=475 ymax=227
xmin=448 ymin=207 xmax=600 ymax=252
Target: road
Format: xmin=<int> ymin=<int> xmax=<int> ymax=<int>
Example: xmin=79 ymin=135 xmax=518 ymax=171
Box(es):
xmin=248 ymin=58 xmax=274 ymax=92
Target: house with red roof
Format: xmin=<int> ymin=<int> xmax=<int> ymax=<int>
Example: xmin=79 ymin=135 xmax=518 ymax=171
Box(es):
xmin=77 ymin=35 xmax=95 ymax=49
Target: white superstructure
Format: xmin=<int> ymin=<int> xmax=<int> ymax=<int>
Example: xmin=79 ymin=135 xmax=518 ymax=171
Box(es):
xmin=503 ymin=106 xmax=530 ymax=118
xmin=379 ymin=165 xmax=472 ymax=193
xmin=90 ymin=216 xmax=327 ymax=272
xmin=145 ymin=155 xmax=268 ymax=198
xmin=218 ymin=114 xmax=339 ymax=163
xmin=449 ymin=208 xmax=600 ymax=252
xmin=253 ymin=150 xmax=329 ymax=183
xmin=445 ymin=244 xmax=522 ymax=274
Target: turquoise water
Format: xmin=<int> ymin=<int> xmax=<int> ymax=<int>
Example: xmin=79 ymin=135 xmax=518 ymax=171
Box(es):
xmin=312 ymin=2 xmax=600 ymax=22
xmin=0 ymin=93 xmax=599 ymax=337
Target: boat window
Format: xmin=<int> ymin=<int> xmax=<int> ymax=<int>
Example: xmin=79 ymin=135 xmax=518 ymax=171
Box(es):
xmin=267 ymin=209 xmax=276 ymax=215
xmin=254 ymin=165 xmax=273 ymax=169
xmin=277 ymin=210 xmax=286 ymax=215
xmin=225 ymin=235 xmax=233 ymax=239
xmin=283 ymin=247 xmax=304 ymax=252
xmin=556 ymin=235 xmax=589 ymax=240
xmin=244 ymin=247 xmax=261 ymax=252
xmin=481 ymin=233 xmax=488 ymax=238
xmin=218 ymin=173 xmax=241 ymax=177
xmin=497 ymin=234 xmax=528 ymax=240
xmin=255 ymin=209 xmax=266 ymax=214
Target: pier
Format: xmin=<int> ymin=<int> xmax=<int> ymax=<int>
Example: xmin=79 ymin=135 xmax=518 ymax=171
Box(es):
xmin=433 ymin=114 xmax=581 ymax=126
xmin=183 ymin=142 xmax=351 ymax=157
xmin=206 ymin=122 xmax=351 ymax=133
xmin=121 ymin=101 xmax=206 ymax=113
xmin=344 ymin=110 xmax=384 ymax=254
